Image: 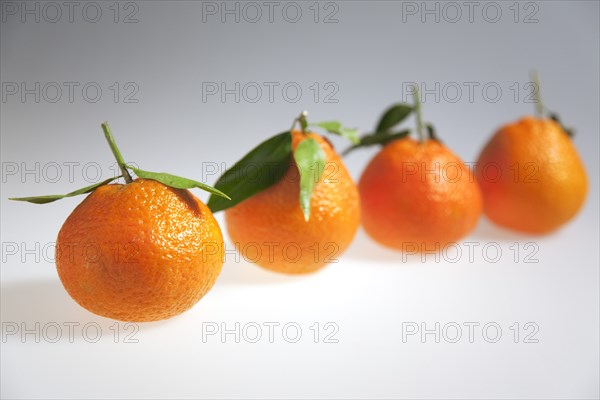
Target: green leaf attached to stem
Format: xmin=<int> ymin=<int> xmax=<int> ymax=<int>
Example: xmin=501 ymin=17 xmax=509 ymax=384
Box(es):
xmin=208 ymin=112 xmax=358 ymax=218
xmin=342 ymin=130 xmax=411 ymax=155
xmin=10 ymin=122 xmax=233 ymax=204
xmin=294 ymin=137 xmax=326 ymax=221
xmin=130 ymin=167 xmax=230 ymax=200
xmin=311 ymin=121 xmax=360 ymax=145
xmin=9 ymin=176 xmax=122 ymax=204
xmin=207 ymin=131 xmax=293 ymax=213
xmin=341 ymin=101 xmax=414 ymax=156
xmin=375 ymin=104 xmax=413 ymax=133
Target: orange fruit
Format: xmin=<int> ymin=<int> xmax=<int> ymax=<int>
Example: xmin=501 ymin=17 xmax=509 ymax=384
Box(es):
xmin=56 ymin=178 xmax=224 ymax=322
xmin=359 ymin=137 xmax=482 ymax=251
xmin=224 ymin=130 xmax=360 ymax=274
xmin=475 ymin=116 xmax=588 ymax=234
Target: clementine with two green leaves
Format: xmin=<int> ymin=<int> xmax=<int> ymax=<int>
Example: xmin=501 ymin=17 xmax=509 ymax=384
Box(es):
xmin=208 ymin=112 xmax=361 ymax=274
xmin=346 ymin=87 xmax=483 ymax=251
xmin=11 ymin=123 xmax=229 ymax=322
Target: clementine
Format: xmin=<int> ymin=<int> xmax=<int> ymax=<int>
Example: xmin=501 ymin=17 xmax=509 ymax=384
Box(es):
xmin=475 ymin=116 xmax=588 ymax=234
xmin=224 ymin=130 xmax=360 ymax=273
xmin=11 ymin=122 xmax=228 ymax=321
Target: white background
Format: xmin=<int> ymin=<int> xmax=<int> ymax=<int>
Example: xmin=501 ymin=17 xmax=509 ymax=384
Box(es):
xmin=1 ymin=1 xmax=599 ymax=398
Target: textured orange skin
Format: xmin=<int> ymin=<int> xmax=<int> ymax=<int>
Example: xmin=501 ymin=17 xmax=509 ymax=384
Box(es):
xmin=225 ymin=131 xmax=360 ymax=274
xmin=359 ymin=138 xmax=482 ymax=251
xmin=475 ymin=116 xmax=588 ymax=234
xmin=56 ymin=179 xmax=224 ymax=322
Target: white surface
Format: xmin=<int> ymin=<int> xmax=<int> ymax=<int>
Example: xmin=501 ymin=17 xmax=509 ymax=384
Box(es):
xmin=1 ymin=1 xmax=599 ymax=398
xmin=2 ymin=216 xmax=598 ymax=399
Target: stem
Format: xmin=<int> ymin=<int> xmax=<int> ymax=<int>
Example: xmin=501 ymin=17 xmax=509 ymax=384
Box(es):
xmin=290 ymin=111 xmax=309 ymax=134
xmin=413 ymin=84 xmax=426 ymax=143
xmin=531 ymin=70 xmax=545 ymax=118
xmin=101 ymin=122 xmax=133 ymax=183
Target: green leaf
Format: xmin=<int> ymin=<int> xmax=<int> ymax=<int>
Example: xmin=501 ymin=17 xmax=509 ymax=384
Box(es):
xmin=312 ymin=121 xmax=341 ymax=132
xmin=342 ymin=130 xmax=411 ymax=155
xmin=426 ymin=124 xmax=442 ymax=142
xmin=549 ymin=113 xmax=575 ymax=137
xmin=130 ymin=167 xmax=230 ymax=200
xmin=311 ymin=121 xmax=360 ymax=145
xmin=294 ymin=137 xmax=326 ymax=221
xmin=375 ymin=104 xmax=413 ymax=133
xmin=564 ymin=128 xmax=575 ymax=138
xmin=9 ymin=176 xmax=121 ymax=204
xmin=207 ymin=131 xmax=293 ymax=213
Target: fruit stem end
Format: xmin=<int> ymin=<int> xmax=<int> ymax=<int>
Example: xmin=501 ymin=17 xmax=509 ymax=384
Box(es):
xmin=531 ymin=70 xmax=545 ymax=119
xmin=291 ymin=111 xmax=309 ymax=135
xmin=102 ymin=122 xmax=133 ymax=184
xmin=413 ymin=85 xmax=426 ymax=143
